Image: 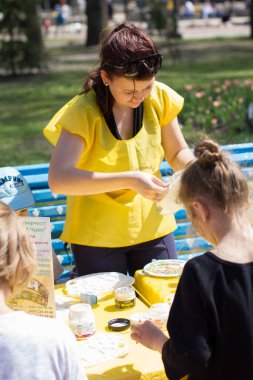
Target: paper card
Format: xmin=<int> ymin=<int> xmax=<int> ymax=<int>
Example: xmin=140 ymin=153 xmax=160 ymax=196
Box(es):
xmin=7 ymin=217 xmax=56 ymax=318
xmin=157 ymin=170 xmax=184 ymax=215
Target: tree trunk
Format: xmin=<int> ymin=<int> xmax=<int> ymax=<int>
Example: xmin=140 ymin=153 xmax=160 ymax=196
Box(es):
xmin=250 ymin=0 xmax=253 ymax=39
xmin=86 ymin=0 xmax=107 ymax=46
xmin=171 ymin=0 xmax=180 ymax=37
xmin=123 ymin=0 xmax=129 ymax=19
xmin=23 ymin=0 xmax=44 ymax=49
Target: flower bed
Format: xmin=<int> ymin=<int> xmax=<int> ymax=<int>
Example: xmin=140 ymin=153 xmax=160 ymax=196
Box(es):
xmin=179 ymin=79 xmax=253 ymax=141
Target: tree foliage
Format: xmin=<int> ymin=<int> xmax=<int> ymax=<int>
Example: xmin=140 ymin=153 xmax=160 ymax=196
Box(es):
xmin=0 ymin=0 xmax=46 ymax=75
xmin=127 ymin=0 xmax=180 ymax=38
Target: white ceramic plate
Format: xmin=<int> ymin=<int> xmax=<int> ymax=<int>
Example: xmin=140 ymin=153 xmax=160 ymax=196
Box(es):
xmin=143 ymin=259 xmax=186 ymax=278
xmin=65 ymin=272 xmax=135 ymax=299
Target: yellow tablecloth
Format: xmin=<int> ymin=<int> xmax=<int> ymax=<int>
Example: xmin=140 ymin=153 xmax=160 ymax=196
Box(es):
xmin=133 ymin=273 xmax=189 ymax=380
xmin=55 ymin=286 xmax=168 ymax=380
xmin=134 ymin=270 xmax=180 ymax=306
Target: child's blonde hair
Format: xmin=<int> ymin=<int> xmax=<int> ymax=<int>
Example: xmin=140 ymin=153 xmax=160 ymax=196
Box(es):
xmin=0 ymin=202 xmax=36 ymax=293
xmin=178 ymin=138 xmax=249 ymax=213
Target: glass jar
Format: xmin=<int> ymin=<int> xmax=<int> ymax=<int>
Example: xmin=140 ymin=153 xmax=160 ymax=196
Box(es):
xmin=68 ymin=303 xmax=96 ymax=339
xmin=149 ymin=303 xmax=170 ymax=330
xmin=114 ymin=286 xmax=136 ymax=309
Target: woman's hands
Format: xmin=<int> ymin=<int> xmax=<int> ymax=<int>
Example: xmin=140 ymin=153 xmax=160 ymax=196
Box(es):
xmin=129 ymin=171 xmax=169 ymax=202
xmin=49 ymin=130 xmax=169 ymax=200
xmin=130 ymin=320 xmax=168 ymax=353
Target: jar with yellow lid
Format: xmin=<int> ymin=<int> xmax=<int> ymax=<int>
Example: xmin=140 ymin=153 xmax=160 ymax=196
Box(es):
xmin=114 ymin=286 xmax=136 ymax=309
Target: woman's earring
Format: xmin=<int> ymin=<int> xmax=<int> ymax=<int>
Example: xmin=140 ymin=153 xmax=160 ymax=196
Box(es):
xmin=104 ymin=83 xmax=109 ymax=114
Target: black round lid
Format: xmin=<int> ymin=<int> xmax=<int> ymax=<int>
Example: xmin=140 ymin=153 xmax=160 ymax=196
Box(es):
xmin=108 ymin=318 xmax=130 ymax=331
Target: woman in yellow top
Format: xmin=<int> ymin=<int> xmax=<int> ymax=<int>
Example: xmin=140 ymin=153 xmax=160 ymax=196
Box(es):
xmin=44 ymin=22 xmax=194 ymax=277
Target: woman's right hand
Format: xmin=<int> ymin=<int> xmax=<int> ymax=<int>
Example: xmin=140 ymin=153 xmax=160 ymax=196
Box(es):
xmin=49 ymin=130 xmax=169 ymax=200
xmin=129 ymin=171 xmax=169 ymax=202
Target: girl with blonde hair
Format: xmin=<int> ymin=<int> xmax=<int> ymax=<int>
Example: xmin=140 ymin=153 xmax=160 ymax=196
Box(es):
xmin=0 ymin=202 xmax=86 ymax=380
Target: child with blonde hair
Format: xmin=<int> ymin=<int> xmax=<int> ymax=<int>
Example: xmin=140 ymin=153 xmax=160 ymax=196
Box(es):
xmin=0 ymin=202 xmax=86 ymax=380
xmin=131 ymin=138 xmax=253 ymax=380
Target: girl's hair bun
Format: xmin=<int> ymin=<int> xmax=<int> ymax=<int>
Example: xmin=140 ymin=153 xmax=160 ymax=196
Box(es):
xmin=179 ymin=137 xmax=249 ymax=213
xmin=194 ymin=139 xmax=222 ymax=167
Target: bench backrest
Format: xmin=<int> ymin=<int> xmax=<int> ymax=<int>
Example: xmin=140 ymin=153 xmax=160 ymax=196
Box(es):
xmin=15 ymin=143 xmax=253 ymax=282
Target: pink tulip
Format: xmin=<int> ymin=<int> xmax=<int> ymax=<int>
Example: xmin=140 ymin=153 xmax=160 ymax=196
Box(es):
xmin=184 ymin=84 xmax=193 ymax=91
xmin=211 ymin=118 xmax=218 ymax=125
xmin=195 ymin=91 xmax=205 ymax=98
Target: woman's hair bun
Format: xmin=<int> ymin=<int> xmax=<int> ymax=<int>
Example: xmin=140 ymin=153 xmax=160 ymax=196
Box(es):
xmin=194 ymin=139 xmax=222 ymax=167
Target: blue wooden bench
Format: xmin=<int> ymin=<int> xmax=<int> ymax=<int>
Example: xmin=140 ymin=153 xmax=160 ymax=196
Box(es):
xmin=15 ymin=142 xmax=253 ymax=282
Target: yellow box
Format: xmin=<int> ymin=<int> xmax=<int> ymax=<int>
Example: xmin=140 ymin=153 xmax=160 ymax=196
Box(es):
xmin=134 ymin=270 xmax=179 ymax=306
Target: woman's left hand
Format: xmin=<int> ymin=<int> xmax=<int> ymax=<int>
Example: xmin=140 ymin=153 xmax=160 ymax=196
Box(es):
xmin=130 ymin=320 xmax=168 ymax=353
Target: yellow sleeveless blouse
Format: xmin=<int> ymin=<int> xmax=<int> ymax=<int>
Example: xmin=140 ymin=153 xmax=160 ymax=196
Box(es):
xmin=43 ymin=81 xmax=184 ymax=247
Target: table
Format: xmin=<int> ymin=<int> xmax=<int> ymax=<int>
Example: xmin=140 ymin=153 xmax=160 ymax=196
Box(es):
xmin=55 ymin=286 xmax=168 ymax=380
xmin=133 ymin=273 xmax=189 ymax=380
xmin=134 ymin=270 xmax=180 ymax=306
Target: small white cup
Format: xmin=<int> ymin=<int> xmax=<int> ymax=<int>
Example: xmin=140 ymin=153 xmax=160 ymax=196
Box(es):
xmin=129 ymin=312 xmax=150 ymax=326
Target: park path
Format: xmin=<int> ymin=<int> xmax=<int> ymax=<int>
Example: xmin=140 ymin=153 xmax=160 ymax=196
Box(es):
xmin=46 ymin=16 xmax=252 ymax=73
xmin=46 ymin=15 xmax=251 ymax=47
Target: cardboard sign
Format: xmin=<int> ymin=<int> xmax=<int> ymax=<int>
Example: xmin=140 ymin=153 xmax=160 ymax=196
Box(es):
xmin=7 ymin=217 xmax=56 ymax=318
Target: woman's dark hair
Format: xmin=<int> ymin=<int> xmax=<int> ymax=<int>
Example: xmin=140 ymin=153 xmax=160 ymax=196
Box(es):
xmin=82 ymin=22 xmax=159 ymax=116
xmin=178 ymin=138 xmax=249 ymax=213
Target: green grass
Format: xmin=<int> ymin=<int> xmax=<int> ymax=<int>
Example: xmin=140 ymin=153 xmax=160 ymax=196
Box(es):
xmin=0 ymin=37 xmax=253 ymax=166
xmin=0 ymin=71 xmax=86 ymax=165
xmin=158 ymin=38 xmax=253 ymax=86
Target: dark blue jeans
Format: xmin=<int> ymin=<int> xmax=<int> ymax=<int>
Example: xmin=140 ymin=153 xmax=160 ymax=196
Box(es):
xmin=72 ymin=233 xmax=177 ymax=277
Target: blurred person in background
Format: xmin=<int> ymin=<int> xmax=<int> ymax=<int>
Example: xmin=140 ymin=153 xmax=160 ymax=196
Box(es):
xmin=201 ymin=0 xmax=214 ymax=19
xmin=183 ymin=0 xmax=195 ymax=19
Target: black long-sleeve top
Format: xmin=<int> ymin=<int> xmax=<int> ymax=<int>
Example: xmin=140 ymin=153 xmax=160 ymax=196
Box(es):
xmin=162 ymin=252 xmax=253 ymax=380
